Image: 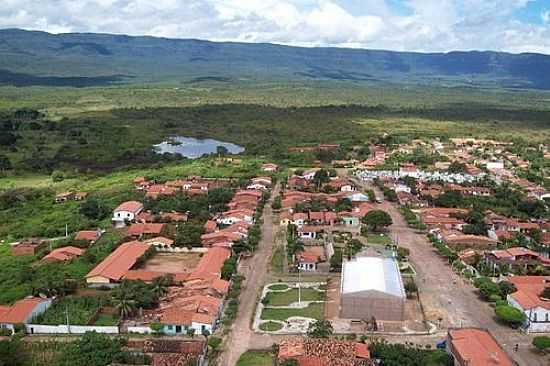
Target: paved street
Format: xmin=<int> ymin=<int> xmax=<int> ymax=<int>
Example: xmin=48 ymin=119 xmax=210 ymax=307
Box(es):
xmin=218 ymin=184 xmax=280 ymax=366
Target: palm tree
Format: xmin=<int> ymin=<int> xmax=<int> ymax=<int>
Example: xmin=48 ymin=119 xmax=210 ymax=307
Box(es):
xmin=151 ymin=275 xmax=171 ymax=299
xmin=113 ymin=290 xmax=137 ymax=319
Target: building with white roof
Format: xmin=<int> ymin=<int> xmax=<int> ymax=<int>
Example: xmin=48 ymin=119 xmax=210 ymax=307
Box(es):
xmin=340 ymin=255 xmax=406 ymax=321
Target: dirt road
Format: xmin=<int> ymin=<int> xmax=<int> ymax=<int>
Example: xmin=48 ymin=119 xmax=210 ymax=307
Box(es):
xmin=218 ymin=184 xmax=280 ymax=366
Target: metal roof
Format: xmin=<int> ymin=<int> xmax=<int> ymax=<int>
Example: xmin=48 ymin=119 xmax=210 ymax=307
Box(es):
xmin=341 ymin=256 xmax=405 ymax=298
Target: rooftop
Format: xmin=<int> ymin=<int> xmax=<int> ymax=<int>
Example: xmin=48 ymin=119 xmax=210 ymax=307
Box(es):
xmin=341 ymin=255 xmax=405 ymax=298
xmin=448 ymin=328 xmax=513 ymax=366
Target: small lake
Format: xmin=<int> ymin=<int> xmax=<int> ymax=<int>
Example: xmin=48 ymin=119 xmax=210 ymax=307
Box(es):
xmin=153 ymin=136 xmax=245 ymax=159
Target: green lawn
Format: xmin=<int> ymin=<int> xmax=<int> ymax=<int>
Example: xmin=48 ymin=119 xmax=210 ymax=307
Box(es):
xmin=93 ymin=313 xmax=120 ymax=326
xmin=236 ymin=351 xmax=275 ymax=366
xmin=259 ymin=321 xmax=283 ymax=332
xmin=268 ymin=283 xmax=289 ymax=291
xmin=366 ymin=234 xmax=393 ymax=245
xmin=261 ymin=302 xmax=324 ymax=321
xmin=263 ymin=288 xmax=324 ymax=306
xmin=270 ymin=246 xmax=284 ymax=274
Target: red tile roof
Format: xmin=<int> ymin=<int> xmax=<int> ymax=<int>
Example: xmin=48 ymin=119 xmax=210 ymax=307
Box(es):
xmin=508 ymin=276 xmax=550 ymax=311
xmin=42 ymin=246 xmax=84 ymax=262
xmin=74 ymin=230 xmax=101 ymax=242
xmin=0 ymin=298 xmax=49 ymax=324
xmin=127 ymin=223 xmax=165 ymax=236
xmin=190 ymin=247 xmax=231 ymax=280
xmin=115 ymin=201 xmax=144 ymax=213
xmin=86 ymin=241 xmax=151 ymax=281
xmin=448 ymin=328 xmax=513 ymax=366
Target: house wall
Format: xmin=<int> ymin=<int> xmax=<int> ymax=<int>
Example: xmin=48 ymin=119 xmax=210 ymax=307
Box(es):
xmin=163 ymin=321 xmax=214 ymax=336
xmin=112 ymin=210 xmax=139 ymax=223
xmin=86 ymin=276 xmax=112 ymax=285
xmin=26 ymin=300 xmax=52 ymax=323
xmin=298 ymin=261 xmax=317 ymax=271
xmin=127 ymin=326 xmax=153 ymax=334
xmin=340 ymin=292 xmax=405 ymax=321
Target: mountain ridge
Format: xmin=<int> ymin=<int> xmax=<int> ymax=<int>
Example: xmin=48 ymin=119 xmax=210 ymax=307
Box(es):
xmin=2 ymin=28 xmax=550 ymax=89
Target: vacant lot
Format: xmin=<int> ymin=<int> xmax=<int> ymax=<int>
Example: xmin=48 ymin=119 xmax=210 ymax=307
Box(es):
xmin=236 ymin=351 xmax=274 ymax=366
xmin=263 ymin=288 xmax=324 ymax=306
xmin=142 ymin=252 xmax=203 ymax=273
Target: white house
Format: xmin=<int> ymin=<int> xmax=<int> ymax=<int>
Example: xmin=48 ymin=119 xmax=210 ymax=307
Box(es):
xmin=507 ymin=276 xmax=550 ymax=333
xmin=216 ymin=209 xmax=254 ymax=225
xmin=112 ymin=201 xmax=144 ymax=227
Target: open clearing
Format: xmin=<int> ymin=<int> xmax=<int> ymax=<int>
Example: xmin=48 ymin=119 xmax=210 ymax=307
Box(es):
xmin=141 ymin=252 xmax=203 ymax=273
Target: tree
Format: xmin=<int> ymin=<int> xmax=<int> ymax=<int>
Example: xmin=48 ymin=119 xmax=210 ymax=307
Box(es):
xmin=280 ymin=360 xmax=299 ymax=366
xmin=0 ymin=155 xmax=12 ymax=172
xmin=362 ymin=210 xmax=392 ymax=232
xmin=57 ymin=332 xmax=126 ymax=366
xmin=330 ymin=250 xmax=343 ymax=272
xmin=113 ymin=288 xmax=137 ymax=319
xmin=216 ymin=145 xmax=229 ymax=156
xmin=221 ymin=256 xmax=238 ymax=280
xmin=498 ymin=281 xmax=517 ymax=297
xmin=271 ymin=196 xmax=282 ymax=210
xmin=532 ymin=336 xmax=550 ymax=353
xmin=51 ymin=170 xmax=65 ymax=182
xmin=447 ymin=161 xmax=467 ymax=174
xmin=335 ymin=198 xmax=352 ymax=212
xmin=175 ymin=222 xmax=204 ymax=247
xmin=0 ymin=337 xmax=26 ymax=366
xmin=435 ymin=191 xmax=464 ymax=208
xmin=307 ymin=320 xmax=333 ymax=338
xmin=540 ymin=287 xmax=550 ymax=299
xmin=495 ymin=305 xmax=526 ymax=327
xmin=80 ymin=198 xmax=110 ymax=220
xmin=312 ymin=169 xmax=330 ymax=190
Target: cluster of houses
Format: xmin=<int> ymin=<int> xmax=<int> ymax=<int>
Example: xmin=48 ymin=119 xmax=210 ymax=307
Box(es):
xmin=133 ymin=176 xmax=233 ymax=200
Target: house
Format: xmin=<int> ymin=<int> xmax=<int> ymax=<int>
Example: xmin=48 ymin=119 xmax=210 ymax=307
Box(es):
xmin=127 ymin=339 xmax=207 ymax=366
xmin=0 ymin=298 xmax=52 ymax=334
xmin=278 ymin=338 xmax=372 ymax=366
xmin=339 ymin=212 xmax=361 ymax=227
xmin=113 ymin=201 xmax=144 ymax=227
xmin=145 ymin=184 xmax=177 ymax=199
xmin=74 ymin=230 xmax=103 ymax=244
xmin=86 ymin=241 xmax=152 ymax=286
xmin=485 ymin=247 xmax=550 ymax=273
xmin=11 ymin=239 xmax=48 ymax=256
xmin=507 ymin=276 xmax=550 ymax=333
xmin=74 ymin=192 xmax=88 ymax=201
xmin=419 ymin=208 xmax=468 ymax=230
xmin=158 ymin=295 xmax=223 ymax=336
xmin=127 ymin=223 xmax=166 ymax=239
xmin=446 ymin=328 xmax=513 ymax=366
xmin=298 ymin=225 xmax=323 ymax=240
xmin=217 ymin=209 xmax=254 ymax=225
xmin=41 ymin=246 xmax=84 ymax=263
xmin=328 ymin=178 xmax=355 ymax=192
xmin=297 ymin=246 xmax=326 ymax=271
xmin=340 ymin=255 xmax=405 ymax=321
xmin=261 ymin=163 xmax=279 ymax=172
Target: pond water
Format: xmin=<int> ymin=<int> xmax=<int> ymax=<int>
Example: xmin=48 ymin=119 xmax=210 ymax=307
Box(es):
xmin=153 ymin=136 xmax=244 ymax=159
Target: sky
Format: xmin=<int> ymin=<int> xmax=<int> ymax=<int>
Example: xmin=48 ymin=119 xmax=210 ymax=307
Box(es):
xmin=2 ymin=0 xmax=550 ymax=54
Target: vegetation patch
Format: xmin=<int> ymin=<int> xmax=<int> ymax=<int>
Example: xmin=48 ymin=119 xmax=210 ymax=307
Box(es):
xmin=268 ymin=283 xmax=289 ymax=291
xmin=236 ymin=351 xmax=275 ymax=366
xmin=34 ymin=296 xmax=106 ymax=325
xmin=263 ymin=288 xmax=324 ymax=306
xmin=260 ymin=302 xmax=324 ymax=321
xmin=259 ymin=321 xmax=283 ymax=332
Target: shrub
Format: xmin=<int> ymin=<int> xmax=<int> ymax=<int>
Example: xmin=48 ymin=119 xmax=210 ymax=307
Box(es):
xmin=495 ymin=305 xmax=526 ymax=327
xmin=532 ymin=336 xmax=550 ymax=352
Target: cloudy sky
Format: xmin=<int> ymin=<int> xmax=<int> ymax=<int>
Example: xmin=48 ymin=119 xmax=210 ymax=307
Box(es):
xmin=2 ymin=0 xmax=550 ymax=54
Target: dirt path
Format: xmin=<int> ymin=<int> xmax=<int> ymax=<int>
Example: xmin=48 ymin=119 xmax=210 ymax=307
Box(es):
xmin=354 ymin=178 xmax=546 ymax=366
xmin=218 ymin=184 xmax=280 ymax=366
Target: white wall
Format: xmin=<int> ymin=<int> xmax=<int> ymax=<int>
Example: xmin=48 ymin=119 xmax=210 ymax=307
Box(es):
xmin=127 ymin=326 xmax=153 ymax=334
xmin=26 ymin=324 xmax=119 ymax=334
xmin=507 ymin=296 xmax=550 ymax=333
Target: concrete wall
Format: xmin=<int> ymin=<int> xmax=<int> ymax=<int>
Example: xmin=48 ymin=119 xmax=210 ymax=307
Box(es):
xmin=26 ymin=324 xmax=119 ymax=334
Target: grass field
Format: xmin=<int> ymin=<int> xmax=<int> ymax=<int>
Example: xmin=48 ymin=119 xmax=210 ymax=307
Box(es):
xmin=270 ymin=246 xmax=284 ymax=274
xmin=366 ymin=233 xmax=393 ymax=246
xmin=268 ymin=283 xmax=289 ymax=291
xmin=34 ymin=296 xmax=106 ymax=326
xmin=263 ymin=288 xmax=324 ymax=306
xmin=259 ymin=321 xmax=283 ymax=332
xmin=236 ymin=351 xmax=275 ymax=366
xmin=260 ymin=302 xmax=324 ymax=321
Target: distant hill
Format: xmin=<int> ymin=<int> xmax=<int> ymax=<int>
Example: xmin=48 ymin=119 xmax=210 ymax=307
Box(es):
xmin=2 ymin=28 xmax=550 ymax=89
